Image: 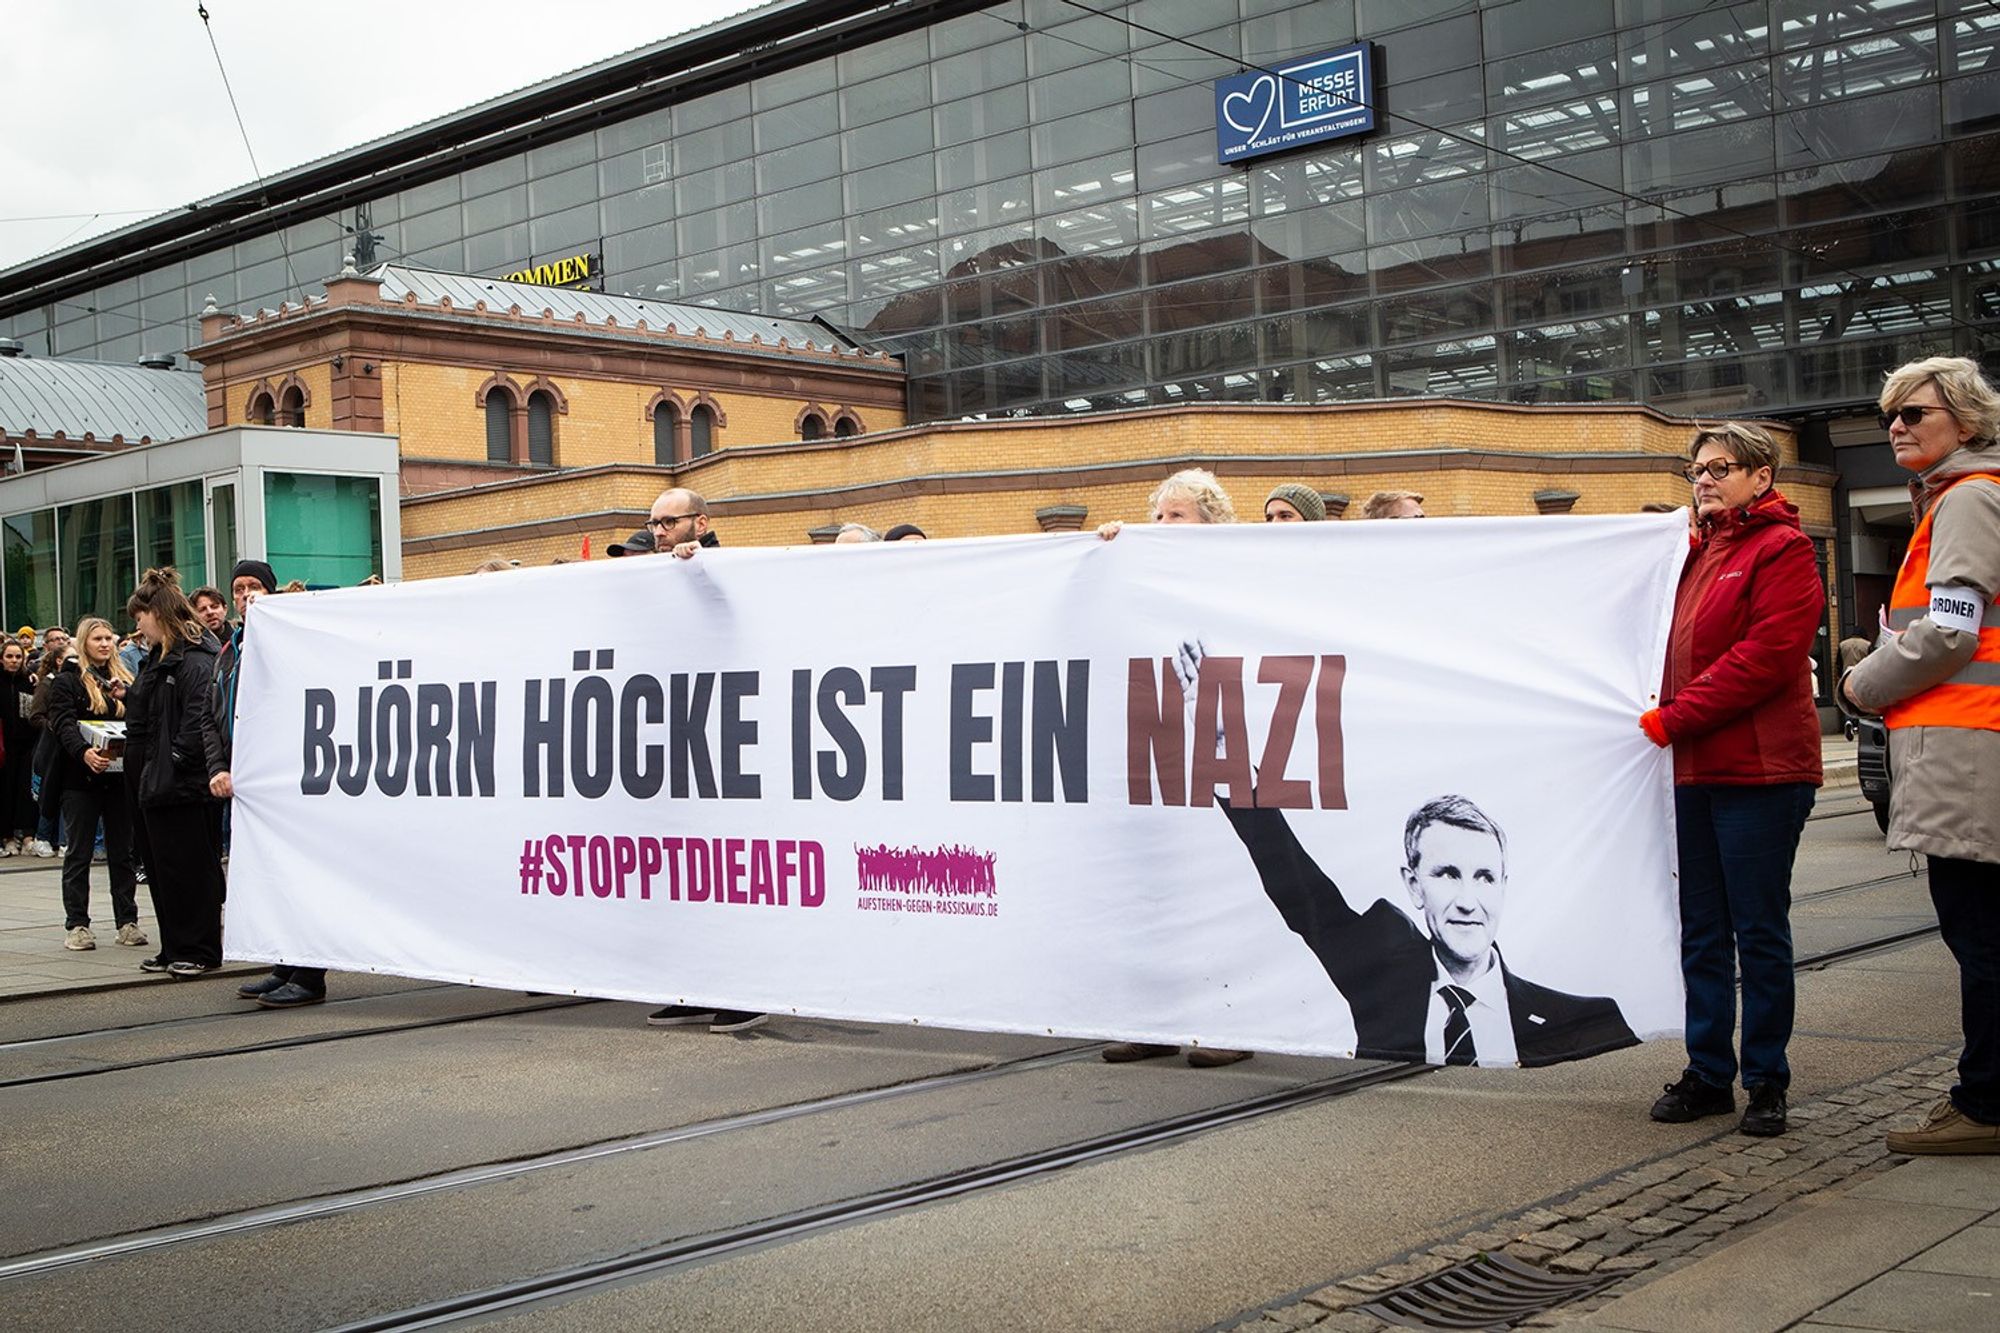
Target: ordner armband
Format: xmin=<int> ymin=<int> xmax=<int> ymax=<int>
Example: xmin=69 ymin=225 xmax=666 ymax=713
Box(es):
xmin=1927 ymin=584 xmax=1988 ymax=636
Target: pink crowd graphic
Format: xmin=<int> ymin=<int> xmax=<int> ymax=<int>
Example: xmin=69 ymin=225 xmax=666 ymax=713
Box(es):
xmin=854 ymin=843 xmax=998 ymax=897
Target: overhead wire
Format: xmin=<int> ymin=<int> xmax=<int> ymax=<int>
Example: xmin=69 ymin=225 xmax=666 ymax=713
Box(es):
xmin=195 ymin=2 xmax=306 ymax=305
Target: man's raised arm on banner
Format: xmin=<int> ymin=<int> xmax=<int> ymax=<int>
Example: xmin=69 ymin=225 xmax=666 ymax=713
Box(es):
xmin=1170 ymin=639 xmax=1374 ymax=999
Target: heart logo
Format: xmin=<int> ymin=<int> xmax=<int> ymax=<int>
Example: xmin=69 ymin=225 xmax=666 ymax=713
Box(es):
xmin=1222 ymin=74 xmax=1277 ymax=143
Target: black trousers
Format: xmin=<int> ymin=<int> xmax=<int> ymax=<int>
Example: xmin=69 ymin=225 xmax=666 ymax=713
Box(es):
xmin=1931 ymin=855 xmax=2000 ymax=1125
xmin=142 ymin=800 xmax=226 ymax=967
xmin=59 ymin=782 xmax=136 ymax=930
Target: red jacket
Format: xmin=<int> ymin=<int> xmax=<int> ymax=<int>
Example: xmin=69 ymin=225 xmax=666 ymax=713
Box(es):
xmin=1656 ymin=489 xmax=1824 ymax=786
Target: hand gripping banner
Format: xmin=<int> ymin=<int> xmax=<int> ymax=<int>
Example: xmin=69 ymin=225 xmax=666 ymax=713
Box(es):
xmin=229 ymin=513 xmax=1689 ymax=1066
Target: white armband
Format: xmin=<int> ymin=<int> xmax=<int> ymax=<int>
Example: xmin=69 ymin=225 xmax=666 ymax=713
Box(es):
xmin=1928 ymin=585 xmax=1987 ymax=636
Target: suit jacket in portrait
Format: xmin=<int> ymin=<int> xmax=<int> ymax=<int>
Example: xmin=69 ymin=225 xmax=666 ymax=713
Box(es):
xmin=1223 ymin=803 xmax=1637 ymax=1067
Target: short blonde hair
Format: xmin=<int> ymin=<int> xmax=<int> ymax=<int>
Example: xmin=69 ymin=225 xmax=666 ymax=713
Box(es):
xmin=1881 ymin=356 xmax=2000 ymax=442
xmin=1690 ymin=420 xmax=1780 ymax=474
xmin=1150 ymin=468 xmax=1235 ymax=524
xmin=1361 ymin=490 xmax=1424 ymax=520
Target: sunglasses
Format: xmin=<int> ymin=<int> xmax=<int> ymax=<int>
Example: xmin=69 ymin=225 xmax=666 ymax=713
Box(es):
xmin=1878 ymin=404 xmax=1953 ymax=431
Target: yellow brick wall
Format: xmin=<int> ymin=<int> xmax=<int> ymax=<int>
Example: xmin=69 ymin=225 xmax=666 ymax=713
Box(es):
xmin=383 ymin=365 xmax=905 ymax=465
xmin=400 ymin=403 xmax=1831 ymax=580
xmin=226 ymin=362 xmax=334 ymax=426
xmin=377 ymin=362 xmax=402 ymax=437
xmin=385 ymin=363 xmax=495 ymax=461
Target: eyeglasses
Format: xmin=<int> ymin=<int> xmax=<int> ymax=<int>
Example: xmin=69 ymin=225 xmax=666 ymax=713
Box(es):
xmin=1878 ymin=404 xmax=1954 ymax=431
xmin=1683 ymin=459 xmax=1753 ymax=483
xmin=645 ymin=513 xmax=699 ymax=530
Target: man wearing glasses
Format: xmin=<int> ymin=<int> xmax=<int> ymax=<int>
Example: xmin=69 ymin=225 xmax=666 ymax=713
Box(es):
xmin=637 ymin=485 xmax=763 ymax=1033
xmin=648 ymin=488 xmax=720 ymax=560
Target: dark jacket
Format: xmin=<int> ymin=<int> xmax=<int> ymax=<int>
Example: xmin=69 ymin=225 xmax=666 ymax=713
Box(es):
xmin=0 ymin=669 xmax=30 ymax=767
xmin=125 ymin=630 xmax=222 ymax=808
xmin=1656 ymin=488 xmax=1825 ymax=786
xmin=43 ymin=659 xmax=127 ymax=791
xmin=1223 ymin=801 xmax=1637 ymax=1068
xmin=207 ymin=623 xmax=245 ymax=778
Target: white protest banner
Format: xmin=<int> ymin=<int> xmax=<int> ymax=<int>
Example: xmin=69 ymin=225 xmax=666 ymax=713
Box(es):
xmin=229 ymin=512 xmax=1689 ymax=1066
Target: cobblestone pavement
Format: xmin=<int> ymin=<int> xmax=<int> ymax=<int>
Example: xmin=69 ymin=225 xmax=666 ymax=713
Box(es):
xmin=1225 ymin=1053 xmax=1958 ymax=1333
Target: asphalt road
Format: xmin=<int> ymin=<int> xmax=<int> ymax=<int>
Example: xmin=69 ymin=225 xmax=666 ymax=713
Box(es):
xmin=0 ymin=794 xmax=1960 ymax=1332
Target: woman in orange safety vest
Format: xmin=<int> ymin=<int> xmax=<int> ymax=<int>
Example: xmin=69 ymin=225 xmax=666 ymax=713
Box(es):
xmin=1845 ymin=356 xmax=2000 ymax=1156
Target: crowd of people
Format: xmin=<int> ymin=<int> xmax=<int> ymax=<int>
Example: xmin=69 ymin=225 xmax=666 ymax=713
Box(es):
xmin=20 ymin=559 xmax=323 ymax=1006
xmin=21 ymin=354 xmax=1992 ymax=1161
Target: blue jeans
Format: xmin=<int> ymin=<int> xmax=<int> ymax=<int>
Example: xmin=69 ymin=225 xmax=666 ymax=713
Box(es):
xmin=1676 ymin=782 xmax=1815 ymax=1091
xmin=1929 ymin=856 xmax=2000 ymax=1125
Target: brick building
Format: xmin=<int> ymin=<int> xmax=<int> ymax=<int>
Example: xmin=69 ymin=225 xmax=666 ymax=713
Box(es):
xmin=191 ymin=263 xmax=906 ymax=497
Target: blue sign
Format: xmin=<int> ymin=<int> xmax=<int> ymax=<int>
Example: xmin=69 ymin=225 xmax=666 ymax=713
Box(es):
xmin=1215 ymin=43 xmax=1376 ymax=165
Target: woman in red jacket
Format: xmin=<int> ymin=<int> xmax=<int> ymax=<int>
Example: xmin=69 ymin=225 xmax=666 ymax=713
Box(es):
xmin=1640 ymin=421 xmax=1825 ymax=1138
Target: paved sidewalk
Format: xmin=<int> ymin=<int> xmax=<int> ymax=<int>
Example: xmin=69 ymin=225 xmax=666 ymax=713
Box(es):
xmin=1574 ymin=1152 xmax=2000 ymax=1333
xmin=0 ymin=856 xmax=258 ymax=997
xmin=1234 ymin=1055 xmax=1973 ymax=1333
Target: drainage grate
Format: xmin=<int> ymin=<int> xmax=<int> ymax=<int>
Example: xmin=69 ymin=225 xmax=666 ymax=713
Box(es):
xmin=1354 ymin=1253 xmax=1624 ymax=1330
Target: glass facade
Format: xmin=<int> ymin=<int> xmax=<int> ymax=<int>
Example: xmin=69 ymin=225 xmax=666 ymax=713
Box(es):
xmin=136 ymin=481 xmax=208 ymax=584
xmin=57 ymin=496 xmax=139 ymax=627
xmin=2 ymin=511 xmax=57 ymax=631
xmin=263 ymin=472 xmax=383 ymax=587
xmin=0 ymin=468 xmax=383 ymax=628
xmin=211 ymin=481 xmax=238 ymax=583
xmin=5 ymin=0 xmax=1997 ymax=421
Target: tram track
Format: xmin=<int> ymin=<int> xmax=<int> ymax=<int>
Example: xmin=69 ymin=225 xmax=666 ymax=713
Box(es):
xmin=0 ymin=995 xmax=601 ymax=1089
xmin=327 ymin=1060 xmax=1437 ymax=1333
xmin=0 ymin=903 xmax=1944 ymax=1325
xmin=1 ymin=865 xmax=1926 ymax=1089
xmin=314 ymin=913 xmax=1952 ymax=1331
xmin=1792 ymin=866 xmax=1925 ymax=905
xmin=0 ymin=980 xmax=459 ymax=1051
xmin=0 ymin=1040 xmax=1112 ymax=1284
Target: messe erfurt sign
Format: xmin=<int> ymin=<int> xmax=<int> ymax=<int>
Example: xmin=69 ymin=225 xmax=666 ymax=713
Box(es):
xmin=1216 ymin=43 xmax=1376 ymax=165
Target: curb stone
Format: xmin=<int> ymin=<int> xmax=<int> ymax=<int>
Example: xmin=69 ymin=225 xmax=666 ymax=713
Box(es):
xmin=1225 ymin=1052 xmax=1958 ymax=1332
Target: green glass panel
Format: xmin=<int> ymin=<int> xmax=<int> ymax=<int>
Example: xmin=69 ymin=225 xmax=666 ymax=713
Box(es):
xmin=211 ymin=483 xmax=239 ymax=585
xmin=2 ymin=510 xmax=58 ymax=632
xmin=56 ymin=496 xmax=137 ymax=627
xmin=135 ymin=481 xmax=208 ymax=587
xmin=262 ymin=472 xmax=382 ymax=588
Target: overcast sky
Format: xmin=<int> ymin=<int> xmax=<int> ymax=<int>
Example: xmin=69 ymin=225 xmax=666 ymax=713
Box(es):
xmin=0 ymin=0 xmax=764 ymax=271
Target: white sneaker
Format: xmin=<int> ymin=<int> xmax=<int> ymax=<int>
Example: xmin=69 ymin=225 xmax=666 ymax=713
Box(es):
xmin=0 ymin=842 xmax=12 ymax=858
xmin=64 ymin=925 xmax=95 ymax=951
xmin=30 ymin=839 xmax=54 ymax=858
xmin=115 ymin=923 xmax=148 ymax=947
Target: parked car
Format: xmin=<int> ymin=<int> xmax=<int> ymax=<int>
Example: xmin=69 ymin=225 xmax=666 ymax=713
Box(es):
xmin=1857 ymin=715 xmax=1891 ymax=834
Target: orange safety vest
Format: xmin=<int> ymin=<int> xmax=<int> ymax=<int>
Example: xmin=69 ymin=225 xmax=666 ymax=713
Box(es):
xmin=1884 ymin=471 xmax=2000 ymax=732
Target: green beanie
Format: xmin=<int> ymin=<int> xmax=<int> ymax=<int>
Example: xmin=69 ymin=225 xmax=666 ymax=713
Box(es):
xmin=1265 ymin=483 xmax=1327 ymax=522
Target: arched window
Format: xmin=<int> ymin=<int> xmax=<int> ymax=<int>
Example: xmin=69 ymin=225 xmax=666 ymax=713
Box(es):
xmin=526 ymin=390 xmax=556 ymax=466
xmin=248 ymin=390 xmax=276 ymax=426
xmin=689 ymin=404 xmax=716 ymax=458
xmin=833 ymin=413 xmax=860 ymax=439
xmin=279 ymin=386 xmax=306 ymax=428
xmin=799 ymin=411 xmax=827 ymax=441
xmin=653 ymin=410 xmax=677 ymax=465
xmin=485 ymin=393 xmax=513 ymax=462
